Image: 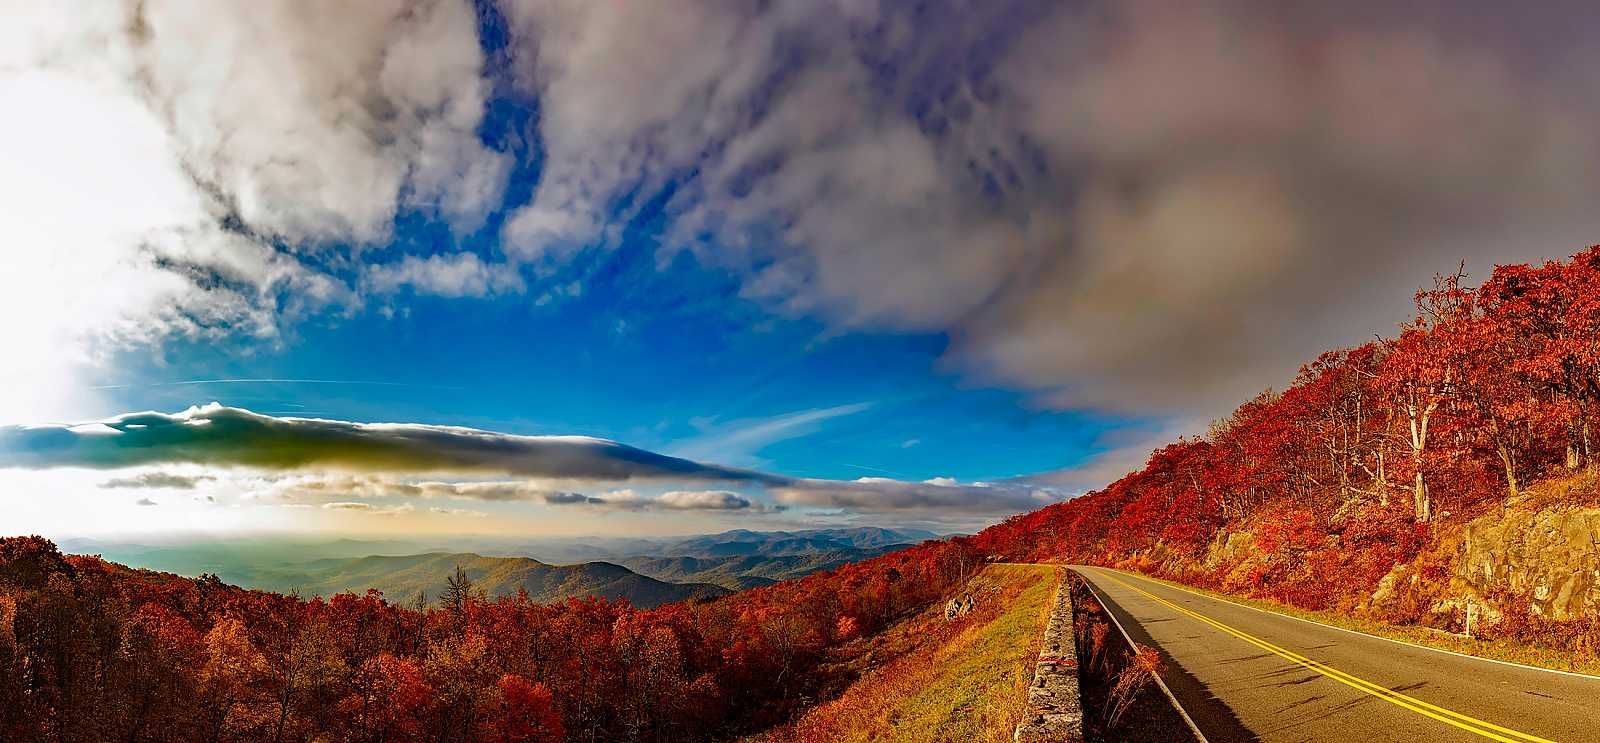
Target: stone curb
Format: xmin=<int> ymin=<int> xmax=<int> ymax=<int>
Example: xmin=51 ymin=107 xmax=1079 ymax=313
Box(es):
xmin=1014 ymin=568 xmax=1083 ymax=742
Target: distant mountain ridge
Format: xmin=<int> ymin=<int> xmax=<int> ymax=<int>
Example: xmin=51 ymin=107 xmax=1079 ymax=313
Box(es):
xmin=618 ymin=548 xmax=898 ymax=590
xmin=616 ymin=527 xmax=936 ymax=589
xmin=61 ymin=526 xmax=940 ymax=604
xmin=232 ymin=552 xmax=729 ymax=609
xmin=656 ymin=527 xmax=937 ymax=557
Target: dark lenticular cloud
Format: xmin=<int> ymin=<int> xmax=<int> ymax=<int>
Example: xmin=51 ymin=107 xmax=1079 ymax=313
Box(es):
xmin=1 ymin=405 xmax=1064 ymax=517
xmin=0 ymin=404 xmax=780 ymax=484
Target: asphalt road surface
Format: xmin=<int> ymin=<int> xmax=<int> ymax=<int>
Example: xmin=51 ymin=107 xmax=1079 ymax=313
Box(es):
xmin=1073 ymin=566 xmax=1600 ymax=743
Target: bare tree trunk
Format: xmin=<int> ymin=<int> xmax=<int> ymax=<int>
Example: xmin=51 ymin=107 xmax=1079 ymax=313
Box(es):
xmin=1409 ymin=412 xmax=1429 ymax=522
xmin=1501 ymin=447 xmax=1520 ymax=497
xmin=1413 ymin=469 xmax=1429 ymax=523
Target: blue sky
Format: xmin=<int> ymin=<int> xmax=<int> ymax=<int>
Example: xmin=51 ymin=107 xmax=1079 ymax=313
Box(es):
xmin=3 ymin=1 xmax=1596 ymax=537
xmin=67 ymin=2 xmax=1150 ymax=490
xmin=98 ymin=252 xmax=1142 ymax=485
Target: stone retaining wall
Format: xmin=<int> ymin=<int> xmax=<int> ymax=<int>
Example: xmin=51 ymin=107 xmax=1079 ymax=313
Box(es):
xmin=1014 ymin=568 xmax=1083 ymax=742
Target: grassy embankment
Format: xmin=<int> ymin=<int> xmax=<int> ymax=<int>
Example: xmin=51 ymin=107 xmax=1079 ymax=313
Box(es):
xmin=750 ymin=563 xmax=1060 ymax=743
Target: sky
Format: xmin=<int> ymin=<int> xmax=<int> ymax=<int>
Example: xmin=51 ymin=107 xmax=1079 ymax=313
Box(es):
xmin=2 ymin=0 xmax=1598 ymax=539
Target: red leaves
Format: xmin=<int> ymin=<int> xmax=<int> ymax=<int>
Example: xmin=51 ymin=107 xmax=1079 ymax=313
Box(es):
xmin=834 ymin=614 xmax=861 ymax=642
xmin=970 ymin=248 xmax=1600 ymax=618
xmin=478 ymin=675 xmax=563 ymax=743
xmin=339 ymin=653 xmax=432 ymax=740
xmin=0 ymin=530 xmax=988 ymax=742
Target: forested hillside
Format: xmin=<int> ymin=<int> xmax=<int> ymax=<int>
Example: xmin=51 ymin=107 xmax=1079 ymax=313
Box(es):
xmin=0 ymin=533 xmax=984 ymax=742
xmin=618 ymin=549 xmax=898 ymax=590
xmin=973 ymin=247 xmax=1600 ymax=655
xmin=232 ymin=552 xmax=730 ymax=608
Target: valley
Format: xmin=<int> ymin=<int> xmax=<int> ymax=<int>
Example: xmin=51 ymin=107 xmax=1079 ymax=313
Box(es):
xmin=60 ymin=527 xmax=937 ymax=606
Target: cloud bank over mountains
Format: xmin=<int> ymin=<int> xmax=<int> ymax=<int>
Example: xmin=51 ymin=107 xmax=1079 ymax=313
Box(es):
xmin=8 ymin=0 xmax=1598 ymax=428
xmin=0 ymin=405 xmax=1055 ymax=518
xmin=1 ymin=404 xmax=774 ymax=483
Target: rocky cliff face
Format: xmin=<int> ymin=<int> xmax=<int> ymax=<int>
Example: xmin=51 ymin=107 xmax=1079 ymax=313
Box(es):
xmin=1128 ymin=479 xmax=1600 ymax=634
xmin=1362 ymin=498 xmax=1600 ymax=632
xmin=1456 ymin=504 xmax=1600 ymax=622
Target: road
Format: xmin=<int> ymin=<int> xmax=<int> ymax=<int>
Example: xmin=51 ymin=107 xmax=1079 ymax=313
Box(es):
xmin=1073 ymin=566 xmax=1600 ymax=743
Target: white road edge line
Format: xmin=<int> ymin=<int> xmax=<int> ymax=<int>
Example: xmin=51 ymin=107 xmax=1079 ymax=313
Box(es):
xmin=1073 ymin=567 xmax=1211 ymax=743
xmin=1099 ymin=566 xmax=1600 ymax=683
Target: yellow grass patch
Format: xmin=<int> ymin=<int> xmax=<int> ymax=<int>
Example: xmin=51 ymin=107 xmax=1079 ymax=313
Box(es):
xmin=750 ymin=563 xmax=1061 ymax=743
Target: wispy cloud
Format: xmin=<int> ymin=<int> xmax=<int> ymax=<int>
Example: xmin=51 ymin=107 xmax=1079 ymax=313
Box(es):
xmin=268 ymin=474 xmax=762 ymax=513
xmin=1015 ymin=419 xmax=1207 ymax=495
xmin=671 ymin=402 xmax=873 ymax=465
xmin=497 ymin=0 xmax=1600 ymax=421
xmin=585 ymin=489 xmax=761 ymax=512
xmin=100 ymin=472 xmax=216 ymax=490
xmin=89 ymin=379 xmax=457 ymax=391
xmin=322 ymin=501 xmax=416 ymax=517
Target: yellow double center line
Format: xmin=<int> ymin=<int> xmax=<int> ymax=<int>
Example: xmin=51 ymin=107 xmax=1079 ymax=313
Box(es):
xmin=1088 ymin=569 xmax=1558 ymax=743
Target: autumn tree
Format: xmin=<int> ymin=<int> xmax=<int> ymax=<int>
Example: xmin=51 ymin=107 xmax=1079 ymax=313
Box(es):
xmin=1378 ymin=270 xmax=1472 ymax=522
xmin=200 ymin=617 xmax=269 ymax=740
xmin=478 ymin=674 xmax=564 ymax=743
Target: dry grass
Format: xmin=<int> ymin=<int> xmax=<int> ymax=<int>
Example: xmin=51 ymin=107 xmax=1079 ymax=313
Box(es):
xmin=748 ymin=563 xmax=1060 ymax=743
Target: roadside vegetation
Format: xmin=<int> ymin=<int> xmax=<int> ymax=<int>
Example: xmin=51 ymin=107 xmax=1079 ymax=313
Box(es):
xmin=1120 ymin=566 xmax=1600 ymax=677
xmin=969 ymin=248 xmax=1600 ymax=670
xmin=750 ymin=563 xmax=1057 ymax=743
xmin=1069 ymin=573 xmax=1194 ymax=743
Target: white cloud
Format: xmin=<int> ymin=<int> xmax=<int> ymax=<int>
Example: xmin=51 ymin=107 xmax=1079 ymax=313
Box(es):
xmin=656 ymin=490 xmax=754 ymax=511
xmin=0 ymin=0 xmax=505 ymax=422
xmin=321 ymin=501 xmax=415 ymax=516
xmin=365 ymin=253 xmax=526 ymax=298
xmin=670 ymin=402 xmax=873 ymax=466
xmin=495 ymin=0 xmax=1600 ymax=420
xmin=100 ymin=472 xmax=216 ymax=490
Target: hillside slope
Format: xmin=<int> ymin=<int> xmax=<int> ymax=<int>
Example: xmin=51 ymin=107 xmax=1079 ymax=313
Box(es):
xmin=658 ymin=527 xmax=931 ymax=558
xmin=0 ymin=532 xmax=983 ymax=742
xmin=971 ymin=249 xmax=1600 ymax=664
xmin=237 ymin=552 xmax=729 ymax=608
xmin=618 ymin=547 xmax=898 ymax=590
xmin=750 ymin=563 xmax=1058 ymax=743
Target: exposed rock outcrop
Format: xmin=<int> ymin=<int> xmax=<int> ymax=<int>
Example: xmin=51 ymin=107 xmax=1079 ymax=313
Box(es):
xmin=1456 ymin=504 xmax=1600 ymax=622
xmin=944 ymin=591 xmax=976 ymax=621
